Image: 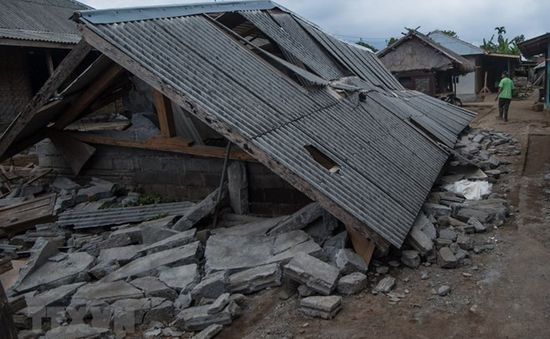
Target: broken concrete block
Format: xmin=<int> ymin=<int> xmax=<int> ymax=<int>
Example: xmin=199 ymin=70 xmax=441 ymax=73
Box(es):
xmin=173 ymin=188 xmax=223 ymax=231
xmin=130 ymin=276 xmax=178 ymax=301
xmin=72 ymin=281 xmax=144 ymax=303
xmin=414 ymin=213 xmax=437 ymax=239
xmin=111 ymin=297 xmax=173 ymax=326
xmin=374 ymin=276 xmax=395 ymax=293
xmin=141 ymin=226 xmax=179 ymax=246
xmin=106 ymin=226 xmax=142 ymax=247
xmin=334 ymin=249 xmax=368 ymax=274
xmin=438 ymin=228 xmax=458 ymax=242
xmin=97 ymin=245 xmax=144 ymax=266
xmin=423 ymin=203 xmax=452 ymax=218
xmin=299 ymin=296 xmax=342 ymax=320
xmin=191 ymin=271 xmax=229 ymax=301
xmin=207 ymin=293 xmax=230 ymax=314
xmin=400 ymin=250 xmax=421 ymax=268
xmin=174 ymin=293 xmax=193 ymax=310
xmin=145 ymin=298 xmax=175 ymax=324
xmin=205 ymin=230 xmax=321 ymax=272
xmin=138 ymin=228 xmax=197 ymax=255
xmin=172 ymin=304 xmax=232 ymax=331
xmin=336 ymin=272 xmax=367 ymax=295
xmin=407 ymin=227 xmax=433 ymax=256
xmin=283 ymin=252 xmax=340 ymax=295
xmin=438 ymin=247 xmax=458 ymax=268
xmin=227 ymin=161 xmax=249 ymax=215
xmin=13 ymin=237 xmax=61 ymax=291
xmin=158 ymin=264 xmax=200 ymax=292
xmin=228 ymin=263 xmax=282 ymax=294
xmin=267 ymin=203 xmax=324 ymax=236
xmin=102 ymin=242 xmax=201 ymax=282
xmin=456 ymin=234 xmax=473 ymax=250
xmin=468 ymin=217 xmax=487 ymax=233
xmin=21 ymin=282 xmax=85 ymax=318
xmin=304 ymin=211 xmax=339 ymax=245
xmin=44 ymin=324 xmax=109 ymax=339
xmin=323 ymin=231 xmax=348 ymax=249
xmin=75 ymin=178 xmax=116 ymax=203
xmin=51 ymin=177 xmax=80 ymax=191
xmin=16 ymin=252 xmax=95 ymax=293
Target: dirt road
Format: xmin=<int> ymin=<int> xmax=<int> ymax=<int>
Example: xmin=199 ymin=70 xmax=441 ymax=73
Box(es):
xmin=220 ymin=95 xmax=550 ymax=339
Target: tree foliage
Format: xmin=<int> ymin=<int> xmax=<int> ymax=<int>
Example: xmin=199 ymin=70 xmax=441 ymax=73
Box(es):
xmin=386 ymin=37 xmax=398 ymax=47
xmin=356 ymin=40 xmax=378 ymax=52
xmin=440 ymin=30 xmax=458 ymax=38
xmin=481 ymin=26 xmax=524 ymax=55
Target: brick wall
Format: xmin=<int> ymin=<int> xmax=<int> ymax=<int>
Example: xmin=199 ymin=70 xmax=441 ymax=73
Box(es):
xmin=37 ymin=140 xmax=310 ymax=215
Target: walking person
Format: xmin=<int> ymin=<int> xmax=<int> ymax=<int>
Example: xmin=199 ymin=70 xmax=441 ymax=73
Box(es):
xmin=495 ymin=71 xmax=514 ymax=122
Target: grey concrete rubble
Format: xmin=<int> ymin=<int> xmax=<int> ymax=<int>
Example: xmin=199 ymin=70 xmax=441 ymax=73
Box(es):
xmin=207 ymin=293 xmax=231 ymax=314
xmin=130 ymin=276 xmax=178 ymax=300
xmin=205 ymin=230 xmax=320 ymax=272
xmin=44 ymin=324 xmax=110 ymax=339
xmin=336 ymin=272 xmax=367 ymax=295
xmin=102 ymin=242 xmax=201 ymax=282
xmin=172 ymin=304 xmax=232 ymax=331
xmin=334 ymin=248 xmax=368 ymax=274
xmin=138 ymin=228 xmax=197 ymax=255
xmin=374 ymin=276 xmax=396 ymax=293
xmin=191 ymin=271 xmax=229 ymax=301
xmin=400 ymin=250 xmax=421 ymax=268
xmin=158 ymin=264 xmax=200 ymax=292
xmin=72 ymin=281 xmax=143 ymax=303
xmin=299 ymin=296 xmax=342 ymax=319
xmin=266 ymin=202 xmax=324 ymax=236
xmin=20 ymin=282 xmax=85 ymax=317
xmin=283 ymin=252 xmax=340 ymax=295
xmin=229 ymin=263 xmax=282 ymax=294
xmin=438 ymin=247 xmax=459 ymax=268
xmin=227 ymin=161 xmax=249 ymax=215
xmin=173 ymin=188 xmax=224 ymax=231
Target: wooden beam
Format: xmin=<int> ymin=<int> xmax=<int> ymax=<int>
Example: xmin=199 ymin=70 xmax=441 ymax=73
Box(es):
xmin=153 ymin=90 xmax=176 ymax=137
xmin=345 ymin=224 xmax=377 ymax=265
xmin=0 ymin=40 xmax=92 ymax=161
xmin=80 ymin=25 xmax=390 ymax=251
xmin=66 ymin=132 xmax=255 ymax=161
xmin=53 ymin=63 xmax=124 ymax=130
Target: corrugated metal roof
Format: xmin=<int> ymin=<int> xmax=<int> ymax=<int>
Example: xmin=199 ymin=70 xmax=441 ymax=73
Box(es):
xmin=0 ymin=2 xmax=475 ymax=248
xmin=427 ymin=30 xmax=485 ymax=56
xmin=0 ymin=0 xmax=89 ymax=45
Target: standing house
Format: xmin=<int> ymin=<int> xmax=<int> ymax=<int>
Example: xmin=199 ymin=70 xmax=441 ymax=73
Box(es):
xmin=519 ymin=33 xmax=550 ymax=108
xmin=377 ymin=30 xmax=475 ymax=97
xmin=428 ymin=30 xmax=520 ymax=102
xmin=0 ymin=1 xmax=475 ymax=254
xmin=0 ymin=0 xmax=90 ymax=132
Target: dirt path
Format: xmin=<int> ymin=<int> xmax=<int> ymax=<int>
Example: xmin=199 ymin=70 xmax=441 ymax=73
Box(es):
xmin=219 ymin=94 xmax=550 ymax=339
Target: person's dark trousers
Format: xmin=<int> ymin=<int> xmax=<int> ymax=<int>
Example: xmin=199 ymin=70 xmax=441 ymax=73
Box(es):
xmin=498 ymin=98 xmax=511 ymax=121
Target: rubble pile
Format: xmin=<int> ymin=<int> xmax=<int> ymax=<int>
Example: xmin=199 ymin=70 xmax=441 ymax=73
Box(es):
xmin=0 ymin=127 xmax=519 ymax=337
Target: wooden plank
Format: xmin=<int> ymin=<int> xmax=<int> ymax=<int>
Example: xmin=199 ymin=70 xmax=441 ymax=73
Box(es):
xmin=80 ymin=25 xmax=390 ymax=251
xmin=47 ymin=130 xmax=96 ymax=175
xmin=66 ymin=132 xmax=255 ymax=161
xmin=153 ymin=90 xmax=176 ymax=137
xmin=345 ymin=224 xmax=376 ymax=266
xmin=0 ymin=194 xmax=56 ymax=236
xmin=53 ymin=63 xmax=124 ymax=129
xmin=0 ymin=40 xmax=93 ymax=161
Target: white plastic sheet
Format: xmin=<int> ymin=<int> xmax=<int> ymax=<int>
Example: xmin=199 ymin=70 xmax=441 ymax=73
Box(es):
xmin=444 ymin=179 xmax=492 ymax=200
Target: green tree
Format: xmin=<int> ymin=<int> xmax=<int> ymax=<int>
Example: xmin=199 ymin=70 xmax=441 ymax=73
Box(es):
xmin=386 ymin=37 xmax=398 ymax=47
xmin=440 ymin=30 xmax=458 ymax=38
xmin=356 ymin=39 xmax=378 ymax=52
xmin=481 ymin=26 xmax=523 ymax=55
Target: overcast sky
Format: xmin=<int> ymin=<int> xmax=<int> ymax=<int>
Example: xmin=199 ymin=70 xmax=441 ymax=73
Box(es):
xmin=80 ymin=0 xmax=547 ymax=50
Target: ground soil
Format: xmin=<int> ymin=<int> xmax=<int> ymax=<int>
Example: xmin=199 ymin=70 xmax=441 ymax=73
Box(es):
xmin=219 ymin=94 xmax=550 ymax=339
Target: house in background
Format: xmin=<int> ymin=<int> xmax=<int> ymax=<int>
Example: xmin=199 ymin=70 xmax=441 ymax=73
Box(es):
xmin=519 ymin=33 xmax=550 ymax=108
xmin=428 ymin=30 xmax=520 ymax=102
xmin=0 ymin=0 xmax=91 ymax=132
xmin=377 ymin=30 xmax=475 ymax=97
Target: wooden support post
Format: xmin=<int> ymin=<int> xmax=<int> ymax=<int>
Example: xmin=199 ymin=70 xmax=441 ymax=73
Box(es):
xmin=153 ymin=90 xmax=176 ymax=138
xmin=345 ymin=224 xmax=376 ymax=266
xmin=53 ymin=63 xmax=124 ymax=130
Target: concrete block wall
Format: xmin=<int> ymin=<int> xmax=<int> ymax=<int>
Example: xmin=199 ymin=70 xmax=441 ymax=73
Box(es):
xmin=37 ymin=139 xmax=310 ymax=216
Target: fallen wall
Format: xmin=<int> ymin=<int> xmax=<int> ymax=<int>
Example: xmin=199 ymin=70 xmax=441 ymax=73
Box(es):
xmin=37 ymin=140 xmax=310 ymax=215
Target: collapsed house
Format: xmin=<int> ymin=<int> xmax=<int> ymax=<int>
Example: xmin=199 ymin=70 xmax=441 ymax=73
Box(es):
xmin=519 ymin=33 xmax=550 ymax=109
xmin=378 ymin=30 xmax=475 ymax=97
xmin=427 ymin=30 xmax=521 ymax=102
xmin=0 ymin=0 xmax=91 ymax=133
xmin=0 ymin=0 xmax=476 ymax=253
